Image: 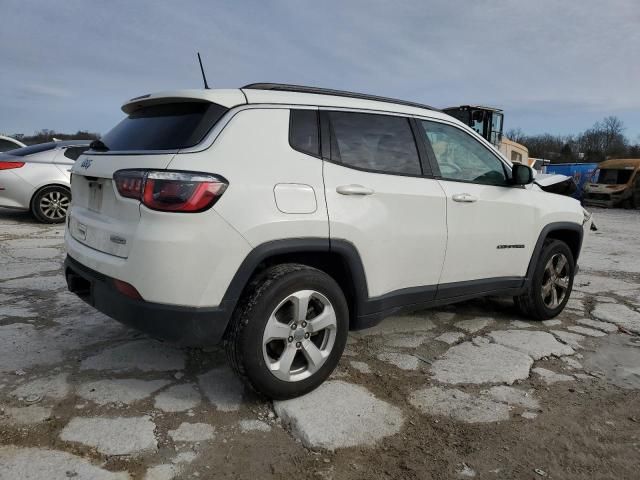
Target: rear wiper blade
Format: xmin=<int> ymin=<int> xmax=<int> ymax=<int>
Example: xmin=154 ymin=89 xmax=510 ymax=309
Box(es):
xmin=90 ymin=139 xmax=109 ymax=152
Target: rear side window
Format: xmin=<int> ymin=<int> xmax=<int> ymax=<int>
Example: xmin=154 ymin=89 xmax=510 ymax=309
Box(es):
xmin=289 ymin=110 xmax=319 ymax=157
xmin=63 ymin=146 xmax=89 ymax=160
xmin=100 ymin=102 xmax=228 ymax=151
xmin=327 ymin=111 xmax=421 ymax=175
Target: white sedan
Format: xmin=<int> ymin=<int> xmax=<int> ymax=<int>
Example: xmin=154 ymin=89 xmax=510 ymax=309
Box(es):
xmin=0 ymin=140 xmax=90 ymax=223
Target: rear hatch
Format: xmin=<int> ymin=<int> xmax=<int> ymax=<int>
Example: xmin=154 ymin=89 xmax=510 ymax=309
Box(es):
xmin=69 ymin=153 xmax=176 ymax=257
xmin=68 ymin=98 xmax=232 ymax=258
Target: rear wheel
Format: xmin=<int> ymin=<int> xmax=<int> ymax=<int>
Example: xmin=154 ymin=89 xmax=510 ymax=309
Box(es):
xmin=31 ymin=186 xmax=70 ymax=223
xmin=224 ymin=263 xmax=348 ymax=400
xmin=514 ymin=239 xmax=575 ymax=320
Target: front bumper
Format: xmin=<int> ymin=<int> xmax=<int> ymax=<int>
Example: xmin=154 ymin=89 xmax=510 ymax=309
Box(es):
xmin=64 ymin=255 xmax=232 ymax=346
xmin=583 ymin=191 xmax=628 ymax=208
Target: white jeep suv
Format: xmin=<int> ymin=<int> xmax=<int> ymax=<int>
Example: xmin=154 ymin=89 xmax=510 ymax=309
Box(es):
xmin=64 ymin=84 xmax=591 ymax=399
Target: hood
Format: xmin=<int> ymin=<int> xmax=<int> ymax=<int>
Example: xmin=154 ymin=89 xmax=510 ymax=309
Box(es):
xmin=534 ymin=174 xmax=577 ymax=197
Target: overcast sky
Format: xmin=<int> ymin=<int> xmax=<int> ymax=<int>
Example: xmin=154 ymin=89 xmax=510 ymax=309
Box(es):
xmin=2 ymin=0 xmax=639 ymax=140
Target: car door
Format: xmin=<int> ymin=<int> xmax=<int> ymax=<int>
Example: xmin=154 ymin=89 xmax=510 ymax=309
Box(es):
xmin=321 ymin=109 xmax=447 ymax=306
xmin=416 ymin=119 xmax=537 ymax=297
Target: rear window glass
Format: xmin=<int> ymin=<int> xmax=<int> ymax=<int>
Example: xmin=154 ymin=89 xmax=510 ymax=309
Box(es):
xmin=289 ymin=109 xmax=319 ymax=157
xmin=594 ymin=168 xmax=633 ymax=185
xmin=100 ymin=102 xmax=228 ymax=151
xmin=0 ymin=139 xmax=21 ymax=153
xmin=2 ymin=142 xmax=57 ymax=157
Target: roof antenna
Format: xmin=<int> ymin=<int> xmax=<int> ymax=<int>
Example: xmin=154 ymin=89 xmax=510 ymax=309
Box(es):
xmin=197 ymin=52 xmax=210 ymax=89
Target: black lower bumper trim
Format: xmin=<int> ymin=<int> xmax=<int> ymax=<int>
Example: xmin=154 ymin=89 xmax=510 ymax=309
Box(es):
xmin=64 ymin=255 xmax=231 ymax=347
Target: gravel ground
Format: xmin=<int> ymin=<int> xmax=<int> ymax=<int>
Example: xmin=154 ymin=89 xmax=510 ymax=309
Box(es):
xmin=1 ymin=207 xmax=639 ymax=479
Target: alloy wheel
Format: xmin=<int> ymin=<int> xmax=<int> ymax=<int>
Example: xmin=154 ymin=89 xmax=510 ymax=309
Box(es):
xmin=39 ymin=190 xmax=69 ymax=221
xmin=262 ymin=289 xmax=337 ymax=382
xmin=541 ymin=253 xmax=570 ymax=308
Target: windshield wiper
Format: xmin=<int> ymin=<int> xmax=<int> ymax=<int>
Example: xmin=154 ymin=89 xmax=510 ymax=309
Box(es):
xmin=90 ymin=139 xmax=110 ymax=152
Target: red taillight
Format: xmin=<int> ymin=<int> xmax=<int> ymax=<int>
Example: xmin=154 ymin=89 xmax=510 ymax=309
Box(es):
xmin=113 ymin=279 xmax=143 ymax=300
xmin=114 ymin=169 xmax=146 ymax=199
xmin=0 ymin=161 xmax=25 ymax=170
xmin=113 ymin=170 xmax=227 ymax=212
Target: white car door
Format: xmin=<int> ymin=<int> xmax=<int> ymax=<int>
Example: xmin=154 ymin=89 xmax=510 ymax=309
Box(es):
xmin=415 ymin=119 xmax=537 ymax=295
xmin=321 ymin=110 xmax=447 ymax=306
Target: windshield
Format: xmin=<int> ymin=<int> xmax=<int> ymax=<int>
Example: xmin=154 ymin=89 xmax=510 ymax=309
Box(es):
xmin=593 ymin=168 xmax=634 ymax=185
xmin=100 ymin=102 xmax=228 ymax=151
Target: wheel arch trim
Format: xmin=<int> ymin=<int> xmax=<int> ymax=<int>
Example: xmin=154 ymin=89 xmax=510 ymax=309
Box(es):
xmin=524 ymin=221 xmax=583 ymax=287
xmin=219 ymin=238 xmax=369 ymax=321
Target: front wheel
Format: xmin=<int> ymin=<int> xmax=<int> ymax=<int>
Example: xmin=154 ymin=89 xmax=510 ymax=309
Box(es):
xmin=514 ymin=239 xmax=575 ymax=320
xmin=31 ymin=186 xmax=70 ymax=223
xmin=224 ymin=264 xmax=349 ymax=400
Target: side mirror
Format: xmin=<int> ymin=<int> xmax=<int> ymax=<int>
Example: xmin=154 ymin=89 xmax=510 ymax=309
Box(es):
xmin=511 ymin=163 xmax=534 ymax=185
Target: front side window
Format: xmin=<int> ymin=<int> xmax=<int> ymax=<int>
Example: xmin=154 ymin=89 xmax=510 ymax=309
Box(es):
xmin=100 ymin=102 xmax=228 ymax=151
xmin=289 ymin=109 xmax=319 ymax=157
xmin=328 ymin=111 xmax=422 ymax=175
xmin=420 ymin=121 xmax=508 ymax=185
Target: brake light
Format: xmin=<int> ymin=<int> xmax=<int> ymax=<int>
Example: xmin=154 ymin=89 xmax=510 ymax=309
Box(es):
xmin=0 ymin=161 xmax=25 ymax=170
xmin=113 ymin=170 xmax=227 ymax=212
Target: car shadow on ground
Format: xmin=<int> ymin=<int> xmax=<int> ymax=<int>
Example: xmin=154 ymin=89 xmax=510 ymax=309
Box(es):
xmin=0 ymin=207 xmax=42 ymax=224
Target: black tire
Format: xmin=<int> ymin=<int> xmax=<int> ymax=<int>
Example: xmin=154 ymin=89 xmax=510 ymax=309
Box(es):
xmin=514 ymin=239 xmax=575 ymax=320
xmin=31 ymin=185 xmax=70 ymax=224
xmin=224 ymin=263 xmax=349 ymax=400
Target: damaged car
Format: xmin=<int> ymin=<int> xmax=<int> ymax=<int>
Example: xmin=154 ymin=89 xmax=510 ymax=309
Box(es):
xmin=583 ymin=158 xmax=640 ymax=208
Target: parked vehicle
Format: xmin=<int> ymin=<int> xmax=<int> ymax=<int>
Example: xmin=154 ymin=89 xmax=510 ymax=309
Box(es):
xmin=0 ymin=140 xmax=90 ymax=222
xmin=0 ymin=135 xmax=26 ymax=152
xmin=542 ymin=163 xmax=598 ymax=201
xmin=583 ymin=158 xmax=640 ymax=208
xmin=64 ymin=84 xmax=592 ymax=399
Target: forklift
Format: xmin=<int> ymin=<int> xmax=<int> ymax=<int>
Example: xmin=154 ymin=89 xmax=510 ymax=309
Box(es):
xmin=443 ymin=105 xmax=529 ymax=165
xmin=442 ymin=105 xmax=504 ymax=147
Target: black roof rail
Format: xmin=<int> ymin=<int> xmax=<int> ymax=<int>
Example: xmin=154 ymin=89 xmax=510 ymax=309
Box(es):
xmin=242 ymin=83 xmax=438 ymax=112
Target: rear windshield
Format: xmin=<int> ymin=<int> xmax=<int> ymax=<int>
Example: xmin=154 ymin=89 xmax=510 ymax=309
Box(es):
xmin=99 ymin=102 xmax=228 ymax=151
xmin=2 ymin=142 xmax=57 ymax=157
xmin=594 ymin=168 xmax=634 ymax=185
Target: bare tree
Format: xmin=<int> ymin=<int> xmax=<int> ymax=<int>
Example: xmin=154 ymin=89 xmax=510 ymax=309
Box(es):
xmin=600 ymin=116 xmax=626 ymax=157
xmin=513 ymin=116 xmax=632 ymax=163
xmin=505 ymin=128 xmax=526 ymax=144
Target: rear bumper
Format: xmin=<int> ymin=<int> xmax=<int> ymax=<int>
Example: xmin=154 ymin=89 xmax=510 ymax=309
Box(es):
xmin=64 ymin=255 xmax=231 ymax=346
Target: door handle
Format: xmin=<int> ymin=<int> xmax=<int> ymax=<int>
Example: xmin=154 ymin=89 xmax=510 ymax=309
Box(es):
xmin=452 ymin=193 xmax=478 ymax=203
xmin=336 ymin=184 xmax=374 ymax=196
